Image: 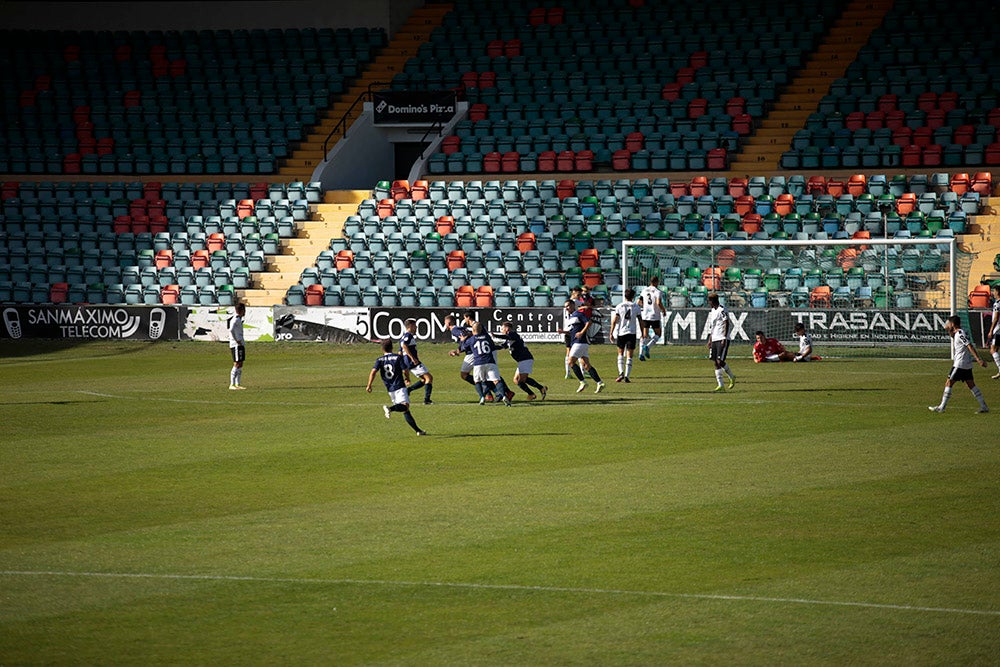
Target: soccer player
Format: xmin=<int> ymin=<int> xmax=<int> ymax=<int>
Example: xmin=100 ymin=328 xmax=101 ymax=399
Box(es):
xmin=988 ymin=283 xmax=1000 ymax=379
xmin=792 ymin=322 xmax=815 ymax=362
xmin=609 ymin=287 xmax=642 ymax=382
xmin=752 ymin=330 xmax=795 ymax=363
xmin=399 ymin=318 xmax=433 ymax=404
xmin=705 ymin=293 xmax=736 ymax=391
xmin=366 ymin=339 xmax=427 ymax=435
xmin=562 ymin=296 xmax=577 ymax=379
xmin=928 ymin=315 xmax=989 ymax=414
xmin=496 ymin=321 xmax=547 ymax=400
xmin=228 ymin=303 xmax=246 ymax=390
xmin=638 ymin=275 xmax=666 ymax=360
xmin=445 ymin=313 xmax=480 ymax=394
xmin=463 ymin=321 xmax=513 ymax=406
xmin=563 ymin=300 xmax=606 ymax=393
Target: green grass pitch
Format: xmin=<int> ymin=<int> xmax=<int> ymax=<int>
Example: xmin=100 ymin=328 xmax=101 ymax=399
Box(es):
xmin=1 ymin=340 xmax=997 ymax=664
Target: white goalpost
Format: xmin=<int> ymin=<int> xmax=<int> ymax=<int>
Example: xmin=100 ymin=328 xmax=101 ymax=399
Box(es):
xmin=620 ymin=236 xmax=959 ymax=350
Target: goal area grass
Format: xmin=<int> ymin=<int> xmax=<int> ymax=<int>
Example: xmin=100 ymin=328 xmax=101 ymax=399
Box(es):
xmin=1 ymin=340 xmax=997 ymax=664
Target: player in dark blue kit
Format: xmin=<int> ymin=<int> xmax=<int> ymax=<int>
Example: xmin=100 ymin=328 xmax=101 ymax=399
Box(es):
xmin=366 ymin=339 xmax=426 ymax=435
xmin=445 ymin=313 xmax=480 ymax=396
xmin=562 ymin=300 xmax=606 ymax=393
xmin=461 ymin=321 xmax=513 ymax=406
xmin=496 ymin=321 xmax=548 ymax=400
xmin=400 ymin=318 xmax=433 ymax=404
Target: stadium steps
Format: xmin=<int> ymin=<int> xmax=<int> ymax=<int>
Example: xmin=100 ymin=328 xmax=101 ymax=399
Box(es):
xmin=237 ymin=190 xmax=367 ymax=306
xmin=275 ymin=4 xmax=454 ymax=183
xmin=728 ymin=0 xmax=893 ymax=173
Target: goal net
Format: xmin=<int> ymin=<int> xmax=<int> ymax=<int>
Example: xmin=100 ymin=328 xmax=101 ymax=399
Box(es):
xmin=621 ymin=235 xmax=962 ymax=354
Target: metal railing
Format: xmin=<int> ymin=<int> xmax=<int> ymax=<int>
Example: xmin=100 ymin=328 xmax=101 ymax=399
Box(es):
xmin=321 ymin=81 xmax=393 ymax=156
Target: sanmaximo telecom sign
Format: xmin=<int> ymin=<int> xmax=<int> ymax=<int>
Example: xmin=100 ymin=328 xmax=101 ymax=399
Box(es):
xmin=1 ymin=305 xmax=181 ymax=340
xmin=372 ymin=90 xmax=457 ymax=125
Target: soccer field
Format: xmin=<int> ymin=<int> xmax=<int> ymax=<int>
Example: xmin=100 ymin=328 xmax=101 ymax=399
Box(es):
xmin=1 ymin=340 xmax=997 ymax=664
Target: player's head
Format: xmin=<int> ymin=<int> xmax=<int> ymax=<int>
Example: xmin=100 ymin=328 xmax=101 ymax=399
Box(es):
xmin=444 ymin=314 xmax=455 ymax=326
xmin=754 ymin=330 xmax=766 ymax=343
xmin=472 ymin=321 xmax=483 ymax=334
xmin=570 ymin=286 xmax=581 ymax=297
xmin=462 ymin=310 xmax=476 ymax=324
xmin=381 ymin=339 xmax=393 ymax=353
xmin=993 ymin=284 xmax=1000 ymax=298
xmin=649 ymin=275 xmax=659 ymax=286
xmin=500 ymin=321 xmax=513 ymax=333
xmin=564 ymin=299 xmax=575 ymax=311
xmin=794 ymin=322 xmax=805 ymax=334
xmin=404 ymin=318 xmax=417 ymax=333
xmin=707 ymin=293 xmax=720 ymax=307
xmin=235 ymin=303 xmax=246 ymax=316
xmin=624 ymin=287 xmax=635 ymax=300
xmin=946 ymin=315 xmax=961 ymax=333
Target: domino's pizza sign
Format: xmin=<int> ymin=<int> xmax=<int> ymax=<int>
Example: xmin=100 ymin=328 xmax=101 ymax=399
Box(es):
xmin=372 ymin=90 xmax=457 ymax=125
xmin=1 ymin=305 xmax=180 ymax=340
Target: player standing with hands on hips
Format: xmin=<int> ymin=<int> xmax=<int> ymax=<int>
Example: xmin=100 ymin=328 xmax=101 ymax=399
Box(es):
xmin=928 ymin=315 xmax=989 ymax=414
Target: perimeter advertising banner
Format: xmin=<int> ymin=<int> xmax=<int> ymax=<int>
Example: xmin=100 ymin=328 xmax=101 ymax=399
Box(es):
xmin=0 ymin=304 xmax=182 ymax=340
xmin=271 ymin=306 xmax=595 ymax=343
xmin=372 ymin=90 xmax=457 ymax=125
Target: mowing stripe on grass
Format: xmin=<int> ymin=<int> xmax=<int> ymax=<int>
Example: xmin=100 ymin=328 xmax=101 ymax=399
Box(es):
xmin=2 ymin=570 xmax=996 ymax=618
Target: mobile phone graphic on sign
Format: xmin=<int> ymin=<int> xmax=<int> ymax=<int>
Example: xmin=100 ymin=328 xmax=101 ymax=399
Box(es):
xmin=149 ymin=308 xmax=166 ymax=339
xmin=3 ymin=308 xmax=22 ymax=339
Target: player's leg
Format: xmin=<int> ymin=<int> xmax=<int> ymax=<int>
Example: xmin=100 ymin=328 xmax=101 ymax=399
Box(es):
xmin=930 ymin=374 xmax=957 ymax=412
xmin=616 ymin=340 xmax=626 ymax=381
xmin=991 ymin=340 xmax=1000 ymax=378
xmin=623 ymin=337 xmax=635 ymax=381
xmin=646 ymin=323 xmax=661 ymax=357
xmin=229 ymin=346 xmax=245 ymax=389
xmin=711 ymin=343 xmax=726 ymax=390
xmin=966 ymin=378 xmax=989 ymax=412
xmin=721 ymin=342 xmax=735 ymax=388
xmin=638 ymin=324 xmax=649 ymax=360
xmin=421 ymin=370 xmax=433 ymax=404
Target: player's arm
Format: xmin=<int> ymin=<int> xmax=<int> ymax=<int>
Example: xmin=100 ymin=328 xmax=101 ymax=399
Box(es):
xmin=753 ymin=343 xmax=764 ymax=363
xmin=608 ymin=313 xmax=619 ymax=340
xmin=365 ymin=367 xmax=377 ymax=393
xmin=401 ymin=340 xmax=418 ymax=365
xmin=966 ymin=341 xmax=987 ymax=367
xmin=989 ymin=311 xmax=1000 ymax=337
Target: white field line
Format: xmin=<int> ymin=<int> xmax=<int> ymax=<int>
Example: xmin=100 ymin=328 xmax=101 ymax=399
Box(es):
xmin=1 ymin=569 xmax=997 ymax=617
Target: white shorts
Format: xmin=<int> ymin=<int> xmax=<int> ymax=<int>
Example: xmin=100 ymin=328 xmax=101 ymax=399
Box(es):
xmin=569 ymin=342 xmax=590 ymax=359
xmin=516 ymin=359 xmax=534 ymax=375
xmin=388 ymin=388 xmax=409 ymax=405
xmin=473 ymin=363 xmax=502 ymax=383
xmin=460 ymin=354 xmax=474 ymax=374
xmin=411 ymin=363 xmax=429 ymax=377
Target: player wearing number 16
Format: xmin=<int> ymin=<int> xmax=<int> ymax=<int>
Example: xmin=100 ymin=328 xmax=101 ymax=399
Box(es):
xmin=366 ymin=339 xmax=427 ymax=435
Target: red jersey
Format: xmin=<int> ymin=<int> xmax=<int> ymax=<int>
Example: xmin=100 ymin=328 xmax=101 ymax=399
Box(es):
xmin=753 ymin=337 xmax=786 ymax=363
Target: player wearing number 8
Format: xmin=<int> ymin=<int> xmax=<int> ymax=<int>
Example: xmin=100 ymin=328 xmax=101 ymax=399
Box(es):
xmin=366 ymin=339 xmax=427 ymax=435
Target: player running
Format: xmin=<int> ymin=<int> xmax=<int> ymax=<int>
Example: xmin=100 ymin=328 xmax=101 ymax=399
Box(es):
xmin=638 ymin=275 xmax=666 ymax=360
xmin=366 ymin=339 xmax=427 ymax=435
xmin=400 ymin=318 xmax=433 ymax=404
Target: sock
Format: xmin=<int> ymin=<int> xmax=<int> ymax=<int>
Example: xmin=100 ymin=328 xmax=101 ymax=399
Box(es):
xmin=389 ymin=403 xmax=408 ymax=413
xmin=715 ymin=368 xmax=725 ymax=387
xmin=403 ymin=410 xmax=421 ymax=432
xmin=463 ymin=375 xmax=475 ymax=385
xmin=939 ymin=386 xmax=952 ymax=409
xmin=565 ymin=355 xmax=571 ymax=374
xmin=525 ymin=378 xmax=545 ymax=390
xmin=408 ymin=379 xmax=425 ymax=394
xmin=495 ymin=378 xmax=510 ymax=399
xmin=724 ymin=363 xmax=734 ymax=380
xmin=993 ymin=351 xmax=1000 ymax=372
xmin=588 ymin=367 xmax=602 ymax=383
xmin=972 ymin=386 xmax=987 ymax=409
xmin=230 ymin=367 xmax=237 ymax=385
xmin=572 ymin=365 xmax=586 ymax=381
xmin=236 ymin=368 xmax=242 ymax=385
xmin=517 ymin=381 xmax=534 ymax=396
xmin=617 ymin=354 xmax=624 ymax=374
xmin=424 ymin=383 xmax=433 ymax=402
xmin=649 ymin=333 xmax=660 ymax=346
xmin=474 ymin=382 xmax=486 ymax=399
xmin=625 ymin=358 xmax=633 ymax=377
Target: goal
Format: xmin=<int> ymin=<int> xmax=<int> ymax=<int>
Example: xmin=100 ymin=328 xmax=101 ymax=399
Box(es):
xmin=621 ymin=235 xmax=964 ymax=351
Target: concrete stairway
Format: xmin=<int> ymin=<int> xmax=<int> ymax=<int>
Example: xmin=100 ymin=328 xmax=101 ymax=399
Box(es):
xmin=237 ymin=189 xmax=369 ymax=306
xmin=727 ymin=0 xmax=892 ymax=174
xmin=275 ymin=3 xmax=454 ymax=183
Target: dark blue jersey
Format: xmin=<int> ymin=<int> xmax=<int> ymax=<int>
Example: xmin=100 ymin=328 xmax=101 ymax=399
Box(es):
xmin=463 ymin=333 xmax=499 ymax=366
xmin=451 ymin=325 xmax=470 ymax=346
xmin=496 ymin=330 xmax=533 ymax=362
xmin=567 ymin=310 xmax=591 ymax=344
xmin=373 ymin=353 xmax=411 ymax=392
xmin=399 ymin=331 xmax=420 ymax=365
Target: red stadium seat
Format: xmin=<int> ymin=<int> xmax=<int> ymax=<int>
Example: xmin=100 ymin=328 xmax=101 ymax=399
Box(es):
xmin=455 ymin=284 xmax=475 ymax=307
xmin=436 ymin=215 xmax=455 ymax=235
xmin=447 ymin=250 xmax=465 ymax=270
xmin=474 ymin=285 xmax=494 ymax=307
xmin=516 ymin=232 xmax=536 ymax=252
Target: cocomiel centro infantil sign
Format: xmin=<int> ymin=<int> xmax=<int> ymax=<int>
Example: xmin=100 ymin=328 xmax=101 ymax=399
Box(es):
xmin=372 ymin=91 xmax=457 ymax=125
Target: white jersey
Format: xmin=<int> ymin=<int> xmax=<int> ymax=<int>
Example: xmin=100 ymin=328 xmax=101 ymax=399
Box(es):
xmin=612 ymin=300 xmax=641 ymax=337
xmin=798 ymin=332 xmax=812 ymax=356
xmin=639 ymin=284 xmax=664 ymax=320
xmin=228 ymin=314 xmax=244 ymax=348
xmin=707 ymin=305 xmax=729 ymax=342
xmin=951 ymin=327 xmax=975 ymax=369
xmin=990 ymin=301 xmax=1000 ymax=335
